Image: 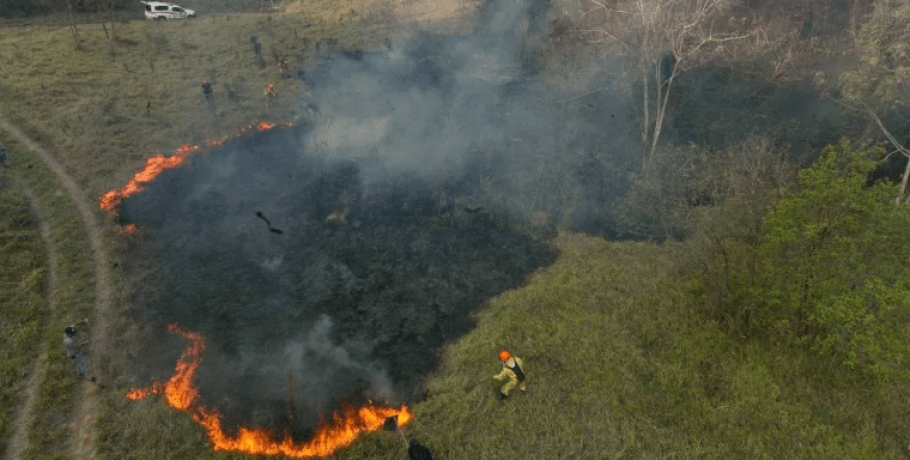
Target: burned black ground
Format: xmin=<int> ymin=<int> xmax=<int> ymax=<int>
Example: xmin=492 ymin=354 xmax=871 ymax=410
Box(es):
xmin=119 ymin=125 xmax=555 ymax=438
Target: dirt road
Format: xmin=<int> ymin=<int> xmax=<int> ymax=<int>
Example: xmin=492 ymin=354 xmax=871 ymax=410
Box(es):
xmin=0 ymin=119 xmax=114 ymax=460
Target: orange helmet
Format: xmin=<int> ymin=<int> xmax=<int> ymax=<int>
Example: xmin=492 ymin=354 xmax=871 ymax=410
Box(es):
xmin=498 ymin=350 xmax=511 ymax=362
xmin=267 ymin=83 xmax=275 ymax=89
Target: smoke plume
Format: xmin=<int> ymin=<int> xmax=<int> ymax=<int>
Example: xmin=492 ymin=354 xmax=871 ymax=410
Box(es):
xmin=122 ymin=0 xmax=637 ymax=438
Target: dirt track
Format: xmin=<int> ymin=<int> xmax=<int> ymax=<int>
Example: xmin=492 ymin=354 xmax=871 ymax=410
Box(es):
xmin=3 ymin=184 xmax=57 ymax=460
xmin=0 ymin=119 xmax=113 ymax=460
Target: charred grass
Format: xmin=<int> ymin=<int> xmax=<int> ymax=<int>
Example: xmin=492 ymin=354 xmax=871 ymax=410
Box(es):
xmin=0 ymin=167 xmax=47 ymax=456
xmin=0 ymin=135 xmax=97 ymax=459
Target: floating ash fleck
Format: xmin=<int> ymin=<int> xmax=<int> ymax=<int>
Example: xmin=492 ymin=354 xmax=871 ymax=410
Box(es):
xmin=128 ymin=324 xmax=412 ymax=458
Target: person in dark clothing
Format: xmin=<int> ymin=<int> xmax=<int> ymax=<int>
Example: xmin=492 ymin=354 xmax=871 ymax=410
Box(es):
xmin=63 ymin=324 xmax=92 ymax=381
xmin=408 ymin=439 xmax=434 ymax=460
xmin=201 ymin=79 xmax=214 ymax=108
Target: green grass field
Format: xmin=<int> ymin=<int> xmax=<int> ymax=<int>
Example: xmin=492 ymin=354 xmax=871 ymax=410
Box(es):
xmin=2 ymin=2 xmax=910 ymax=459
xmin=0 ymin=171 xmax=46 ymax=456
xmin=0 ymin=133 xmax=102 ymax=459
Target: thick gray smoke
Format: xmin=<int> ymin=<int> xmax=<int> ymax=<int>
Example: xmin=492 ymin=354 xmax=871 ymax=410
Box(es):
xmin=122 ymin=0 xmax=636 ymax=439
xmin=297 ymin=0 xmax=636 ymax=231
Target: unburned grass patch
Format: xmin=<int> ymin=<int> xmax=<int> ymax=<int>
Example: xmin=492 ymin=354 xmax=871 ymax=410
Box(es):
xmin=0 ymin=167 xmax=47 ymax=455
xmin=328 ymin=232 xmax=910 ymax=460
xmin=0 ymin=135 xmax=98 ymax=459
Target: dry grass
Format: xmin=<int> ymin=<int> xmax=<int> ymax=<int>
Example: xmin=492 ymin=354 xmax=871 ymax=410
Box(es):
xmin=0 ymin=134 xmax=99 ymax=459
xmin=0 ymin=171 xmax=47 ymax=456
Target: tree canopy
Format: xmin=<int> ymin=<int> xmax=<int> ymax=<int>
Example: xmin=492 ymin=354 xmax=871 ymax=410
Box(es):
xmin=753 ymin=140 xmax=910 ymax=382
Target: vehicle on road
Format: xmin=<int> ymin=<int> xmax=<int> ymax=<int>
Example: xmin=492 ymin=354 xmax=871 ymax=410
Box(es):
xmin=141 ymin=1 xmax=196 ymax=20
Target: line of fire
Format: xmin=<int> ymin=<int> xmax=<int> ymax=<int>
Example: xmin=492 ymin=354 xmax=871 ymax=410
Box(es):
xmin=101 ymin=121 xmax=414 ymax=458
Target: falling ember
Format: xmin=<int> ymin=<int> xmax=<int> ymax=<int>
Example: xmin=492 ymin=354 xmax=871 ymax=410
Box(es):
xmin=99 ymin=121 xmax=294 ymax=224
xmin=128 ymin=324 xmax=412 ymax=458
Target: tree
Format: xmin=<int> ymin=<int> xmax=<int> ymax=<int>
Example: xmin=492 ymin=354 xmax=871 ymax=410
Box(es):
xmin=95 ymin=0 xmax=119 ymax=44
xmin=837 ymin=0 xmax=910 ymax=203
xmin=754 ymin=140 xmax=910 ymax=382
xmin=38 ymin=0 xmax=83 ymax=49
xmin=586 ymin=0 xmax=760 ymax=169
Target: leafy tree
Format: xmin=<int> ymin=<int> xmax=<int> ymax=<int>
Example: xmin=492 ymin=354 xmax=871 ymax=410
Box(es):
xmin=754 ymin=140 xmax=910 ymax=382
xmin=585 ymin=0 xmax=763 ymax=169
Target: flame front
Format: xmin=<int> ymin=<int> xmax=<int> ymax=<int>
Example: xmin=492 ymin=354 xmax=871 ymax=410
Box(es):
xmin=128 ymin=324 xmax=412 ymax=458
xmin=100 ymin=121 xmax=293 ymax=229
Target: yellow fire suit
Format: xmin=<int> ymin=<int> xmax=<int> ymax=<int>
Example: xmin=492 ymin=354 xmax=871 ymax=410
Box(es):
xmin=493 ymin=356 xmax=526 ymax=396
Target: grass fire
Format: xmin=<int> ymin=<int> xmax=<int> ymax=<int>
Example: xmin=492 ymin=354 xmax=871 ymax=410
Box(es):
xmin=127 ymin=324 xmax=411 ymax=457
xmin=112 ymin=118 xmax=555 ymax=454
xmin=98 ymin=120 xmax=291 ymax=227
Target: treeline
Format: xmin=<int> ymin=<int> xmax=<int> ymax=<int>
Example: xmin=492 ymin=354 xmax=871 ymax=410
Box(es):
xmin=0 ymin=0 xmax=131 ymax=18
xmin=625 ymin=139 xmax=910 ymax=385
xmin=602 ymin=0 xmax=910 ymax=386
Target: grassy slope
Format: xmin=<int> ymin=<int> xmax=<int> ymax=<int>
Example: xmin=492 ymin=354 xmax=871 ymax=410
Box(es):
xmin=0 ymin=172 xmax=46 ymax=456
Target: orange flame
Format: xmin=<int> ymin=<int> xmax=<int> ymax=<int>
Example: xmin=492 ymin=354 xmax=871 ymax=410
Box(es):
xmin=128 ymin=324 xmax=412 ymax=458
xmin=100 ymin=121 xmax=294 ymax=228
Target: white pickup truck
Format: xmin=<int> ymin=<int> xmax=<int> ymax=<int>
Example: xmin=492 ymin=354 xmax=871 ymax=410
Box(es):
xmin=141 ymin=1 xmax=196 ymax=20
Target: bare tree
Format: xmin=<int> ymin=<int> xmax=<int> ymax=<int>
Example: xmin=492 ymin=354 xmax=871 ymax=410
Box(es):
xmin=584 ymin=0 xmax=760 ymax=169
xmin=836 ymin=0 xmax=910 ymax=204
xmin=38 ymin=0 xmax=83 ymax=49
xmin=95 ymin=0 xmax=118 ymax=44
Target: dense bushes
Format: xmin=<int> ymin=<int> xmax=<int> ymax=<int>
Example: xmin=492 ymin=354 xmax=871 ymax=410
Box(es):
xmin=745 ymin=140 xmax=910 ymax=382
xmin=618 ymin=138 xmax=910 ymax=383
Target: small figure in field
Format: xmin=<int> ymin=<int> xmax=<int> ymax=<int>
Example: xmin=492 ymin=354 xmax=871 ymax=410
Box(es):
xmin=201 ymin=79 xmax=214 ymax=109
xmin=492 ymin=350 xmax=526 ymax=401
xmin=277 ymin=59 xmax=290 ymax=79
xmin=264 ymin=83 xmax=277 ymax=108
xmin=250 ymin=36 xmax=264 ymax=68
xmin=0 ymin=140 xmax=8 ymax=168
xmin=63 ymin=321 xmax=95 ymax=382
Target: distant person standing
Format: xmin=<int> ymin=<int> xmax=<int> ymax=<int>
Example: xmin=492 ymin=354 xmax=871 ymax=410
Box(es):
xmin=277 ymin=59 xmax=291 ymax=80
xmin=0 ymin=140 xmax=8 ymax=168
xmin=63 ymin=322 xmax=94 ymax=382
xmin=250 ymin=36 xmax=264 ymax=68
xmin=264 ymin=83 xmax=276 ymax=108
xmin=201 ymin=79 xmax=214 ymax=110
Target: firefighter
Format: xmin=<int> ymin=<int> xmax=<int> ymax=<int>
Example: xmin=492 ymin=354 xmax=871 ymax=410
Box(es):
xmin=492 ymin=350 xmax=526 ymax=400
xmin=63 ymin=323 xmax=93 ymax=381
xmin=264 ymin=83 xmax=276 ymax=108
